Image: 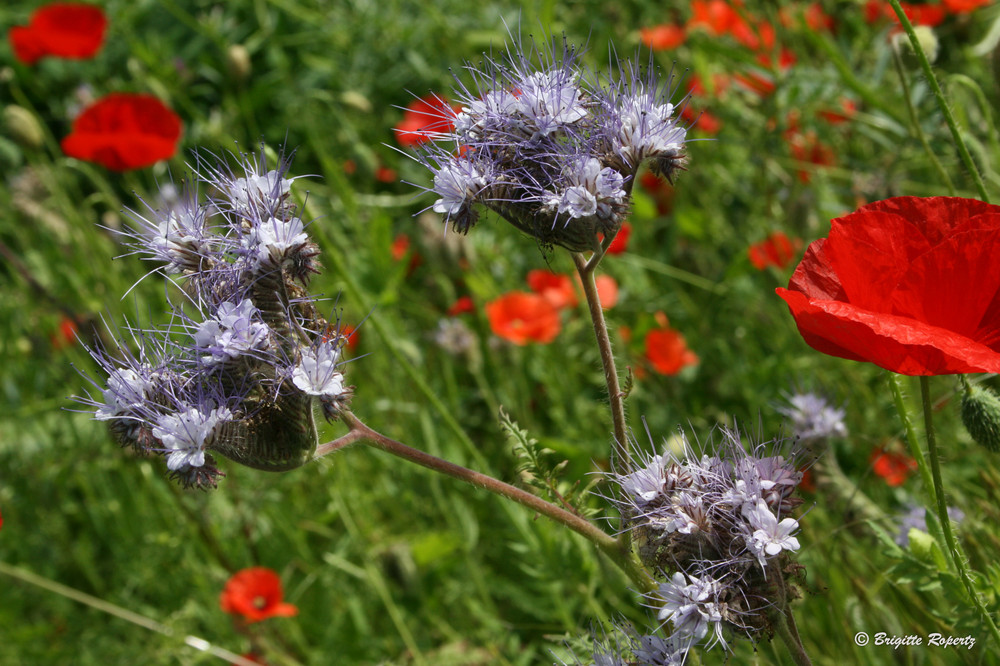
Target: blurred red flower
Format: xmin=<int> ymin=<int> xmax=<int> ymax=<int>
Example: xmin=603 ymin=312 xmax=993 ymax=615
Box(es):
xmin=8 ymin=3 xmax=107 ymax=66
xmin=787 ymin=130 xmax=835 ymax=183
xmin=645 ymin=323 xmax=698 ymax=375
xmin=527 ymin=270 xmax=578 ymax=310
xmin=50 ymin=316 xmax=79 ymax=349
xmin=777 ymin=197 xmax=1000 ymax=375
xmin=61 ymin=93 xmax=181 ymax=171
xmin=818 ymin=98 xmax=857 ymax=125
xmin=689 ymin=0 xmax=742 ymax=35
xmin=219 ymin=567 xmax=298 ymax=623
xmin=748 ymin=231 xmax=800 ymax=270
xmin=943 ymin=0 xmax=992 ymax=12
xmin=864 ymin=1 xmax=946 ymax=25
xmin=780 ymin=3 xmax=835 ymax=32
xmin=595 ymin=275 xmax=619 ymax=309
xmin=375 ymin=165 xmax=397 ymax=183
xmin=600 ymin=223 xmax=631 ymax=255
xmin=339 ymin=324 xmax=360 ymax=353
xmin=870 ymin=447 xmax=917 ymax=487
xmin=486 ymin=292 xmax=561 ymax=345
xmin=639 ymin=24 xmax=686 ymax=50
xmin=394 ymin=95 xmax=459 ymax=148
xmin=447 ymin=296 xmax=475 ymax=316
xmin=639 ymin=172 xmax=678 ymax=213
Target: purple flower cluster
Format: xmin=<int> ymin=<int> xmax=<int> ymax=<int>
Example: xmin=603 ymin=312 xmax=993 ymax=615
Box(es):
xmin=78 ymin=148 xmax=353 ymax=488
xmin=609 ymin=426 xmax=806 ymax=651
xmin=410 ymin=35 xmax=687 ymax=252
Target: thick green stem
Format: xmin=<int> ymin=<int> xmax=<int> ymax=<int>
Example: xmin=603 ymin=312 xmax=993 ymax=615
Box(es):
xmin=918 ymin=377 xmax=1000 ymax=647
xmin=888 ymin=0 xmax=990 ymax=202
xmin=890 ymin=47 xmax=956 ymax=195
xmin=886 ymin=372 xmax=936 ymax=505
xmin=770 ymin=570 xmax=812 ymax=666
xmin=317 ymin=411 xmax=656 ymax=594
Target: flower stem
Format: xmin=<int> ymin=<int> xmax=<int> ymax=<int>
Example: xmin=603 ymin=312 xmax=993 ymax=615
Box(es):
xmin=573 ymin=253 xmax=628 ymax=459
xmin=886 ymin=372 xmax=936 ymax=505
xmin=771 ymin=573 xmax=813 ymax=666
xmin=890 ymin=47 xmax=956 ymax=196
xmin=573 ymin=252 xmax=635 ymax=555
xmin=918 ymin=377 xmax=1000 ymax=647
xmin=887 ymin=0 xmax=990 ymax=203
xmin=318 ymin=411 xmax=656 ymax=594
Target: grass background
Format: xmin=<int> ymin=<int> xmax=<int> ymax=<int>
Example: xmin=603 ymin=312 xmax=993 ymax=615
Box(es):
xmin=2 ymin=0 xmax=1000 ymax=663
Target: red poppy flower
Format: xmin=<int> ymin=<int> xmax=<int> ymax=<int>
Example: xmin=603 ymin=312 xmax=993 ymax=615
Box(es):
xmin=486 ymin=292 xmax=561 ymax=345
xmin=688 ymin=0 xmax=742 ymax=35
xmin=818 ymin=98 xmax=857 ymax=125
xmin=527 ymin=270 xmax=578 ymax=310
xmin=375 ymin=165 xmax=397 ymax=183
xmin=595 ymin=275 xmax=619 ymax=309
xmin=447 ymin=296 xmax=475 ymax=316
xmin=748 ymin=231 xmax=800 ymax=270
xmin=9 ymin=3 xmax=107 ymax=66
xmin=219 ymin=567 xmax=298 ymax=623
xmin=798 ymin=468 xmax=816 ymax=493
xmin=639 ymin=24 xmax=686 ymax=50
xmin=50 ymin=316 xmax=79 ymax=349
xmin=338 ymin=324 xmax=360 ymax=353
xmin=394 ymin=95 xmax=459 ymax=148
xmin=777 ymin=197 xmax=1000 ymax=376
xmin=943 ymin=0 xmax=992 ymax=12
xmin=870 ymin=447 xmax=917 ymax=487
xmin=787 ymin=130 xmax=835 ymax=183
xmin=645 ymin=325 xmax=698 ymax=375
xmin=599 ymin=223 xmax=631 ymax=254
xmin=61 ymin=94 xmax=182 ymax=171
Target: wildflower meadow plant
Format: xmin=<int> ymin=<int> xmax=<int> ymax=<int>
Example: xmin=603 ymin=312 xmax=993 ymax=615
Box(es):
xmin=27 ymin=5 xmax=998 ymax=664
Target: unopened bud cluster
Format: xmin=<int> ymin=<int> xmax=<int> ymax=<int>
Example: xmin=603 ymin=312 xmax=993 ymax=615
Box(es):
xmin=610 ymin=426 xmax=806 ymax=651
xmin=411 ymin=37 xmax=687 ymax=252
xmin=79 ymin=149 xmax=352 ymax=488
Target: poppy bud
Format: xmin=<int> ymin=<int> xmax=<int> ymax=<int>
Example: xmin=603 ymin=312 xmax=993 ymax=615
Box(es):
xmin=891 ymin=26 xmax=938 ymax=64
xmin=960 ymin=385 xmax=1000 ymax=453
xmin=4 ymin=105 xmax=44 ymax=149
xmin=226 ymin=44 xmax=252 ymax=82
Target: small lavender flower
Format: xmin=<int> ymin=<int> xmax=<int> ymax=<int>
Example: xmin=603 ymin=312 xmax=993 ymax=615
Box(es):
xmin=657 ymin=572 xmax=727 ymax=649
xmin=153 ymin=404 xmax=233 ymax=471
xmin=743 ymin=499 xmax=801 ymax=569
xmin=291 ymin=339 xmax=346 ymax=398
xmin=408 ymin=33 xmax=687 ymax=252
xmin=193 ymin=299 xmax=271 ymax=365
xmin=895 ymin=503 xmax=965 ymax=547
xmin=776 ymin=391 xmax=847 ymax=445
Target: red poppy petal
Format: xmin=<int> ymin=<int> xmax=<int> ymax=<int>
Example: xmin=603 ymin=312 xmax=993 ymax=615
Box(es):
xmin=9 ymin=27 xmax=46 ymax=65
xmin=777 ymin=288 xmax=1000 ymax=375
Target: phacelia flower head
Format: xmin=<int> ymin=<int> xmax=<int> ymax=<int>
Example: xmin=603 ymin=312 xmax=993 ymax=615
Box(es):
xmin=75 ymin=146 xmax=354 ymax=488
xmin=408 ymin=32 xmax=688 ymax=252
xmin=775 ymin=390 xmax=847 ymax=448
xmin=608 ymin=423 xmax=807 ymax=652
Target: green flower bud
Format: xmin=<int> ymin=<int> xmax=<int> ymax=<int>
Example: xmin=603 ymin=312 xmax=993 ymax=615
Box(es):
xmin=226 ymin=44 xmax=252 ymax=82
xmin=961 ymin=385 xmax=1000 ymax=453
xmin=4 ymin=105 xmax=44 ymax=149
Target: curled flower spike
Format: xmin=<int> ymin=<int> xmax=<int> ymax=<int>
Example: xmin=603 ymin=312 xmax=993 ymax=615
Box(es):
xmin=408 ymin=32 xmax=687 ymax=252
xmin=75 ymin=146 xmax=354 ymax=488
xmin=606 ymin=423 xmax=807 ymax=652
